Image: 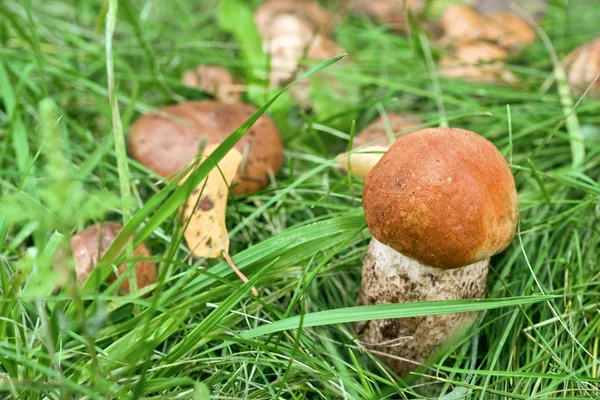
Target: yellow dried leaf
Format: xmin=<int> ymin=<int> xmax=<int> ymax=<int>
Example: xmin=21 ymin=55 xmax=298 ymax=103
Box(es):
xmin=336 ymin=145 xmax=388 ymax=180
xmin=183 ymin=145 xmax=243 ymax=258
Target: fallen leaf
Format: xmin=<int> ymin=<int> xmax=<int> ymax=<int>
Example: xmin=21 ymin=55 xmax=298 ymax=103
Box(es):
xmin=183 ymin=145 xmax=243 ymax=258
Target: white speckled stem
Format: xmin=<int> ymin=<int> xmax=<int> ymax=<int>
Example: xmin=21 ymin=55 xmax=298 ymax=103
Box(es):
xmin=355 ymin=238 xmax=489 ymax=376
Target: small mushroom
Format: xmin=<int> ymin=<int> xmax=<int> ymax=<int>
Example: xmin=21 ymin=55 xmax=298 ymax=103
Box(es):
xmin=128 ymin=100 xmax=284 ymax=195
xmin=287 ymin=33 xmax=346 ymax=110
xmin=351 ymin=113 xmax=423 ymax=149
xmin=480 ymin=12 xmax=535 ymax=52
xmin=439 ymin=5 xmax=534 ymax=54
xmin=254 ymin=0 xmax=344 ymax=87
xmin=129 ymin=101 xmax=284 ymax=291
xmin=346 ymin=0 xmax=426 ymax=34
xmin=254 ymin=0 xmax=332 ymax=37
xmin=565 ymin=37 xmax=600 ymax=96
xmin=71 ymin=222 xmax=157 ymax=293
xmin=440 ymin=40 xmax=517 ymax=83
xmin=336 ymin=113 xmax=423 ymax=179
xmin=440 ymin=4 xmax=483 ymax=43
xmin=182 ymin=65 xmax=243 ymax=104
xmin=355 ymin=127 xmax=518 ymax=376
xmin=475 ymin=0 xmax=547 ymax=21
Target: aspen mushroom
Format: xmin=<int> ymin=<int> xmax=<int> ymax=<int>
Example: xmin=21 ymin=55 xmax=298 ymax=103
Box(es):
xmin=440 ymin=4 xmax=483 ymax=43
xmin=71 ymin=222 xmax=156 ymax=293
xmin=439 ymin=5 xmax=534 ymax=54
xmin=128 ymin=100 xmax=283 ymax=195
xmin=354 ymin=127 xmax=518 ymax=376
xmin=182 ymin=65 xmax=243 ymax=104
xmin=480 ymin=12 xmax=535 ymax=52
xmin=336 ymin=113 xmax=423 ymax=179
xmin=254 ymin=0 xmax=332 ymax=37
xmin=565 ymin=37 xmax=600 ymax=96
xmin=129 ymin=101 xmax=283 ymax=292
xmin=254 ymin=0 xmax=344 ymax=87
xmin=475 ymin=0 xmax=547 ymax=18
xmin=440 ymin=41 xmax=517 ymax=83
xmin=346 ymin=0 xmax=426 ymax=34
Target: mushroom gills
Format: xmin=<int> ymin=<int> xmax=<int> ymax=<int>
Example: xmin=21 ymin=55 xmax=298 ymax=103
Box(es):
xmin=354 ymin=238 xmax=488 ymax=376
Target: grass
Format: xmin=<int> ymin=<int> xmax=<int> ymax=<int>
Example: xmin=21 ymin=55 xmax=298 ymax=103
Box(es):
xmin=1 ymin=0 xmax=600 ymax=398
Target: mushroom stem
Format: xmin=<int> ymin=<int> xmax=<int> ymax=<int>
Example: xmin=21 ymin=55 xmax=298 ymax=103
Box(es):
xmin=354 ymin=238 xmax=488 ymax=376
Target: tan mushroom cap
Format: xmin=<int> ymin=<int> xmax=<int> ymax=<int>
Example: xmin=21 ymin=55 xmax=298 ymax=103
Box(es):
xmin=440 ymin=6 xmax=534 ymax=54
xmin=363 ymin=127 xmax=518 ymax=270
xmin=452 ymin=40 xmax=508 ymax=63
xmin=254 ymin=0 xmax=332 ymax=36
xmin=128 ymin=101 xmax=284 ymax=195
xmin=440 ymin=41 xmax=516 ymax=83
xmin=182 ymin=65 xmax=242 ymax=104
xmin=440 ymin=4 xmax=483 ymax=42
xmin=71 ymin=222 xmax=156 ymax=293
xmin=566 ymin=37 xmax=600 ymax=95
xmin=347 ymin=0 xmax=426 ymax=33
xmin=481 ymin=12 xmax=535 ymax=52
xmin=260 ymin=13 xmax=318 ymax=86
xmin=255 ymin=1 xmax=344 ymax=87
xmin=352 ymin=113 xmax=423 ymax=149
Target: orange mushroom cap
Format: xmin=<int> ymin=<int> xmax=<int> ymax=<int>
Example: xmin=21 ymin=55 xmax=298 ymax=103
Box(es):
xmin=363 ymin=127 xmax=519 ymax=269
xmin=71 ymin=222 xmax=156 ymax=293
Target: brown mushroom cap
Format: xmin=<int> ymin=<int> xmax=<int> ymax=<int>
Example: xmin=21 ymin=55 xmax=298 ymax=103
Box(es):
xmin=254 ymin=0 xmax=332 ymax=37
xmin=71 ymin=222 xmax=156 ymax=293
xmin=566 ymin=37 xmax=600 ymax=95
xmin=440 ymin=41 xmax=516 ymax=83
xmin=352 ymin=113 xmax=423 ymax=149
xmin=182 ymin=65 xmax=242 ymax=104
xmin=440 ymin=4 xmax=483 ymax=41
xmin=481 ymin=12 xmax=535 ymax=52
xmin=255 ymin=1 xmax=344 ymax=87
xmin=348 ymin=0 xmax=426 ymax=33
xmin=363 ymin=127 xmax=518 ymax=269
xmin=259 ymin=13 xmax=319 ymax=86
xmin=452 ymin=40 xmax=508 ymax=63
xmin=128 ymin=101 xmax=284 ymax=195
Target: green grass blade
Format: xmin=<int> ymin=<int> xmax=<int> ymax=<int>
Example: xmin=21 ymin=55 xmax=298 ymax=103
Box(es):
xmin=240 ymin=296 xmax=556 ymax=339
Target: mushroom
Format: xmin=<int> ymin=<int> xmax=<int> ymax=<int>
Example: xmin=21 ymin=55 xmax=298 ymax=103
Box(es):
xmin=336 ymin=113 xmax=423 ymax=179
xmin=254 ymin=0 xmax=344 ymax=90
xmin=254 ymin=0 xmax=332 ymax=37
xmin=440 ymin=4 xmax=483 ymax=43
xmin=129 ymin=101 xmax=284 ymax=291
xmin=439 ymin=5 xmax=534 ymax=53
xmin=480 ymin=12 xmax=535 ymax=52
xmin=71 ymin=222 xmax=156 ymax=293
xmin=182 ymin=65 xmax=243 ymax=104
xmin=475 ymin=0 xmax=547 ymax=21
xmin=565 ymin=37 xmax=600 ymax=96
xmin=128 ymin=100 xmax=284 ymax=195
xmin=354 ymin=127 xmax=518 ymax=376
xmin=439 ymin=40 xmax=517 ymax=83
xmin=346 ymin=0 xmax=426 ymax=34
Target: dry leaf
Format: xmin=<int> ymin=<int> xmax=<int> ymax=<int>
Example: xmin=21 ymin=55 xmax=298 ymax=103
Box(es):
xmin=183 ymin=145 xmax=243 ymax=258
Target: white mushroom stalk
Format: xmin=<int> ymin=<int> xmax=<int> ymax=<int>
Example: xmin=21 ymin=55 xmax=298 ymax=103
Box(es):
xmin=355 ymin=238 xmax=488 ymax=375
